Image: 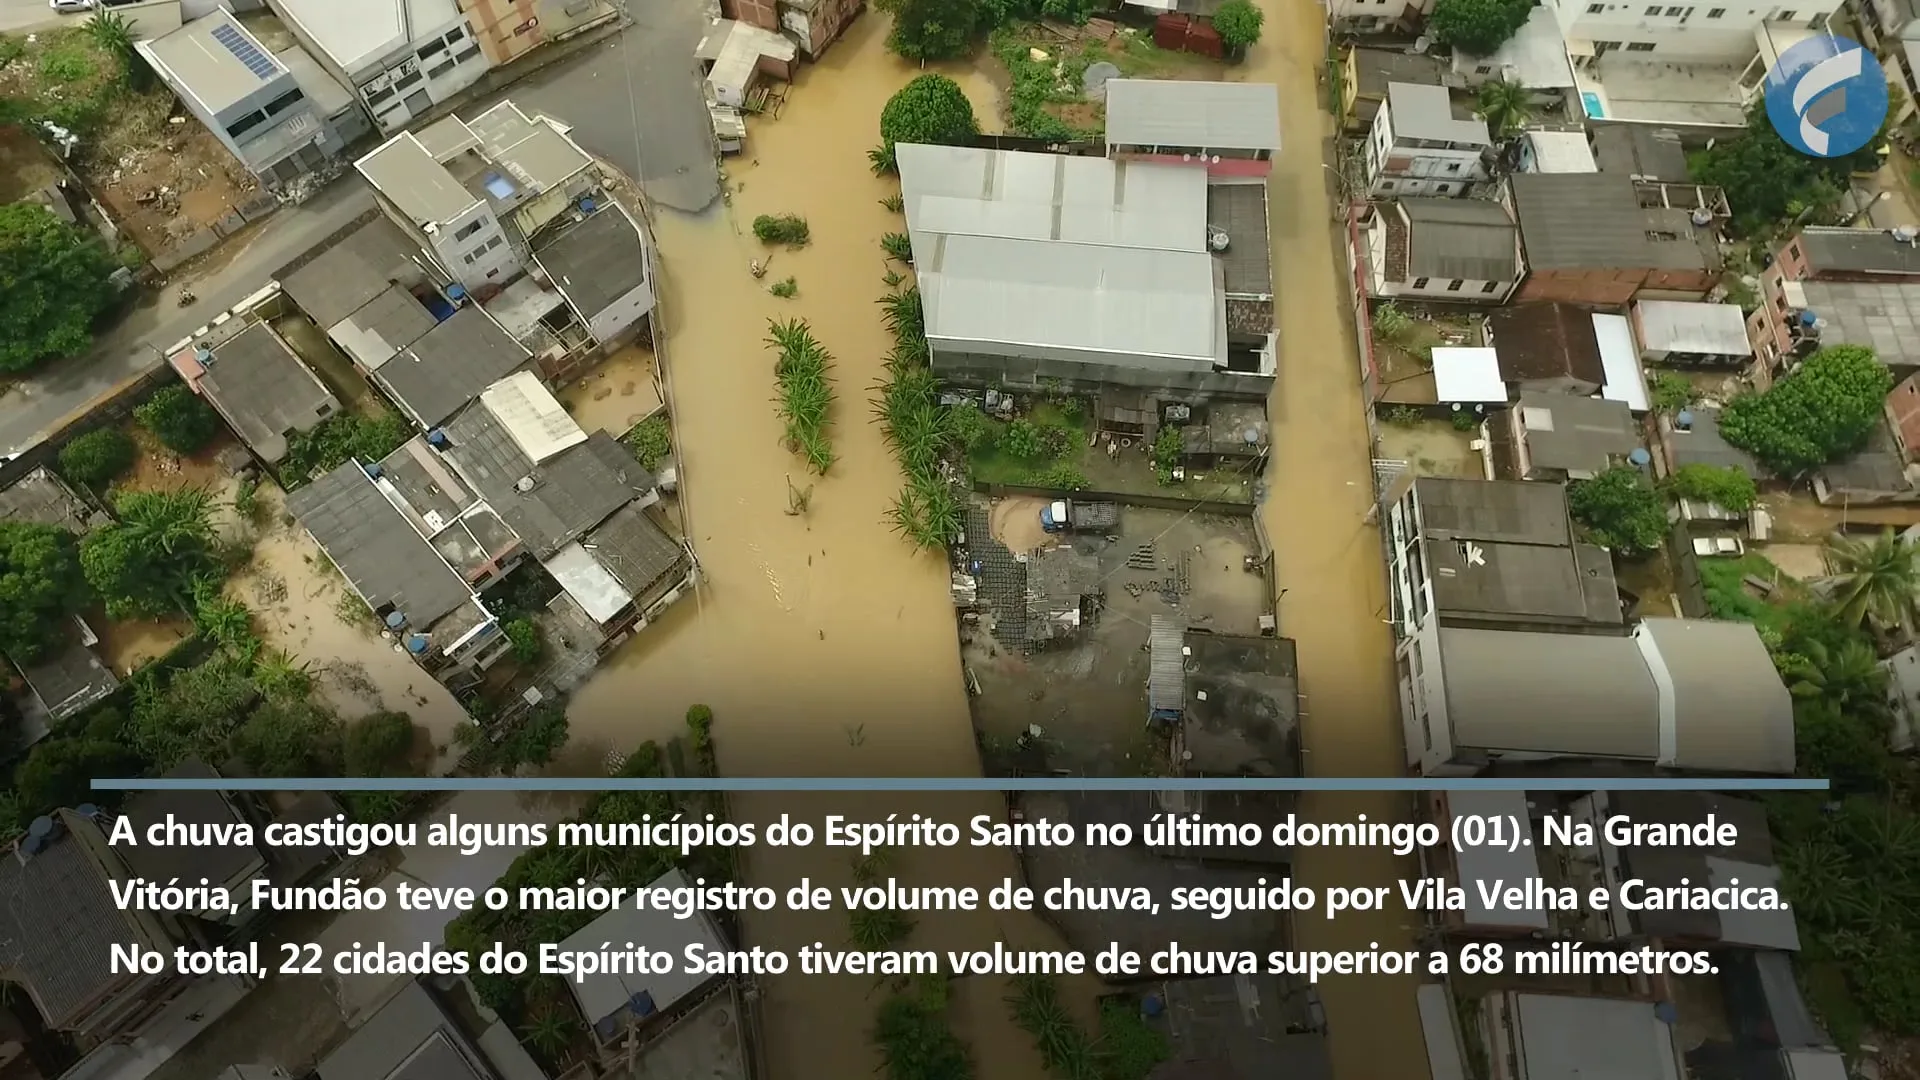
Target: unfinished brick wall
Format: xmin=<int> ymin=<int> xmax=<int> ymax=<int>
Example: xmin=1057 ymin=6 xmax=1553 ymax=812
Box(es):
xmin=461 ymin=0 xmax=545 ymax=65
xmin=725 ymin=0 xmax=780 ymax=33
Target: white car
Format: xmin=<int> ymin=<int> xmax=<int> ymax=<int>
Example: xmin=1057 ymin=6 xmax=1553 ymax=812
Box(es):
xmin=50 ymin=0 xmax=96 ymax=11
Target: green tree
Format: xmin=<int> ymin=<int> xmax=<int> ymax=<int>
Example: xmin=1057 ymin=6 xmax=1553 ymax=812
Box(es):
xmin=0 ymin=522 xmax=86 ymax=664
xmin=1663 ymin=463 xmax=1757 ymax=511
xmin=875 ymin=0 xmax=985 ymax=62
xmin=81 ymin=487 xmax=218 ymax=619
xmin=1720 ymin=345 xmax=1892 ymax=476
xmin=345 ymin=710 xmax=417 ymax=776
xmin=58 ymin=427 xmax=136 ymax=489
xmin=1690 ymin=106 xmax=1851 ymax=234
xmin=127 ymin=653 xmax=257 ymax=768
xmin=233 ymin=699 xmax=342 ymax=777
xmin=14 ymin=723 xmax=142 ymax=814
xmin=135 ymin=385 xmax=221 ymax=455
xmin=503 ymin=618 xmax=542 ymax=665
xmin=1428 ymin=0 xmax=1532 ymax=55
xmin=878 ymin=74 xmax=981 ymax=170
xmin=504 ymin=702 xmax=569 ymax=769
xmin=0 ymin=203 xmax=120 ymax=373
xmin=1567 ymin=466 xmax=1666 ymax=556
xmin=1823 ymin=529 xmax=1920 ymax=631
xmin=1476 ymin=79 xmax=1532 ymax=137
xmin=1211 ymin=0 xmax=1264 ymax=51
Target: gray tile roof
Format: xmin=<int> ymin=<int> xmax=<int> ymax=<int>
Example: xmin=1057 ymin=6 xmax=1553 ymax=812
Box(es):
xmin=286 ymin=462 xmax=474 ymax=629
xmin=19 ymin=641 xmax=118 ymax=722
xmin=1797 ymin=280 xmax=1920 ymax=368
xmin=1514 ymin=391 xmax=1641 ymax=474
xmin=1400 ymin=198 xmax=1519 ymax=282
xmin=200 ymin=323 xmax=339 ymax=464
xmin=534 ymin=206 xmax=650 ymax=321
xmin=1412 ymin=476 xmax=1573 ymax=546
xmin=330 ymin=285 xmax=438 ymax=369
xmin=280 ymin=217 xmax=433 ymax=329
xmin=1206 ymin=184 xmax=1272 ymax=296
xmin=582 ymin=500 xmax=685 ymax=598
xmin=443 ymin=406 xmax=652 ymax=558
xmin=0 ymin=468 xmax=99 ymax=533
xmin=1510 ymin=173 xmax=1654 ymax=271
xmin=118 ymin=761 xmax=262 ymax=885
xmin=1795 ymin=227 xmax=1920 ymax=276
xmin=376 ymin=308 xmax=531 ymax=429
xmin=1441 ymin=627 xmax=1661 ymax=757
xmin=0 ymin=818 xmax=143 ymax=1029
xmin=1590 ymin=125 xmax=1689 ymax=182
xmin=1350 ymin=47 xmax=1446 ymax=100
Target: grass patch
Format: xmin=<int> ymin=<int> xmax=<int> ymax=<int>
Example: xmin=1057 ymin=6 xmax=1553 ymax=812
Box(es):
xmin=279 ymin=410 xmax=414 ymax=489
xmin=991 ymin=27 xmax=1102 ymax=141
xmin=0 ymin=28 xmax=129 ymax=134
xmin=752 ymin=213 xmax=811 ymax=246
xmin=621 ymin=414 xmax=672 ymax=470
xmin=1697 ymin=553 xmax=1802 ymax=634
xmin=965 ymin=399 xmax=1091 ymax=490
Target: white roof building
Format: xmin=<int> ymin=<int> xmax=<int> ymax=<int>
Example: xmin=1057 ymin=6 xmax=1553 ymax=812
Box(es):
xmin=1103 ymin=79 xmax=1281 ymax=155
xmin=558 ymin=868 xmax=729 ymax=1041
xmin=1591 ymin=313 xmax=1650 ymax=413
xmin=1633 ymin=300 xmax=1753 ymax=361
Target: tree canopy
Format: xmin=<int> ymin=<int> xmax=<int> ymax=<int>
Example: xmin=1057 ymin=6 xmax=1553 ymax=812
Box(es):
xmin=879 ymin=74 xmax=981 ymax=162
xmin=1211 ymin=0 xmax=1264 ymax=50
xmin=81 ymin=487 xmax=219 ymax=619
xmin=134 ymin=385 xmax=221 ymax=455
xmin=1720 ymin=345 xmax=1892 ymax=476
xmin=1566 ymin=466 xmax=1666 ymax=556
xmin=875 ymin=0 xmax=984 ymax=62
xmin=1689 ymin=105 xmax=1867 ymax=235
xmin=1428 ymin=0 xmax=1532 ymax=56
xmin=0 ymin=203 xmax=121 ymax=373
xmin=0 ymin=522 xmax=87 ymax=664
xmin=58 ymin=427 xmax=136 ymax=489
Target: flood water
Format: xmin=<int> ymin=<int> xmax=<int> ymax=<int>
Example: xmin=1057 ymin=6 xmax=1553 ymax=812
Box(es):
xmin=563 ymin=4 xmax=1427 ymax=1077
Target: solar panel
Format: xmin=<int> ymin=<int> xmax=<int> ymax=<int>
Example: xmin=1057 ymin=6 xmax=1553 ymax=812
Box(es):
xmin=209 ymin=23 xmax=279 ymax=80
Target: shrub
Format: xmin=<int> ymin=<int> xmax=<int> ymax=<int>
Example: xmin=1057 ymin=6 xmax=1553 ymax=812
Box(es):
xmin=1720 ymin=345 xmax=1892 ymax=476
xmin=1429 ymin=0 xmax=1533 ymax=54
xmin=135 ymin=385 xmax=220 ymax=455
xmin=769 ymin=276 xmax=798 ymax=298
xmin=1664 ymin=463 xmax=1758 ymax=511
xmin=503 ymin=617 xmax=542 ymax=665
xmin=1211 ymin=0 xmax=1264 ymax=50
xmin=752 ymin=214 xmax=811 ymax=246
xmin=1567 ymin=466 xmax=1666 ymax=556
xmin=58 ymin=427 xmax=135 ymax=488
xmin=881 ymin=232 xmax=914 ymax=262
xmin=623 ymin=415 xmax=673 ymax=470
xmin=878 ymin=74 xmax=980 ymax=159
xmin=344 ymin=710 xmax=417 ymax=776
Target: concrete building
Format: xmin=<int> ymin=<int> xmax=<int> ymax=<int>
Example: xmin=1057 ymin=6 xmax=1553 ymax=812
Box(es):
xmin=1488 ymin=303 xmax=1607 ymax=396
xmin=1451 ymin=7 xmax=1581 ymax=92
xmin=1510 ymin=173 xmax=1721 ymax=305
xmin=1360 ymin=197 xmax=1524 ymax=303
xmin=1149 ymin=627 xmax=1301 ymax=777
xmin=162 ymin=287 xmax=341 ymax=466
xmin=313 ymin=978 xmax=543 ymax=1080
xmin=1329 ymin=0 xmax=1433 ymax=34
xmin=1748 ymin=226 xmax=1920 ymax=371
xmin=1545 ymin=0 xmax=1835 ymax=62
xmin=266 ymin=0 xmax=493 ymax=132
xmin=559 ymin=868 xmax=731 ymax=1047
xmin=1400 ymin=614 xmax=1795 ymax=774
xmin=137 ymin=9 xmax=353 ymax=191
xmin=896 ymin=142 xmax=1273 ymax=398
xmin=1482 ymin=993 xmax=1684 ymax=1080
xmin=1515 ymin=130 xmax=1598 ymax=174
xmin=1631 ymin=299 xmax=1751 ymax=366
xmin=723 ymin=0 xmax=863 ymax=59
xmin=1590 ymin=125 xmax=1691 ymax=182
xmin=1340 ymin=47 xmax=1448 ymax=130
xmin=1385 ymin=476 xmax=1626 ymax=641
xmin=1491 ymin=391 xmax=1642 ymax=480
xmin=1362 ymin=82 xmax=1493 ymax=198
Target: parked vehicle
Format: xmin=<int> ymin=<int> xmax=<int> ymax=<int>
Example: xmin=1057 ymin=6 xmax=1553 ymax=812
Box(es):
xmin=1040 ymin=499 xmax=1120 ymax=534
xmin=49 ymin=0 xmax=95 ymax=12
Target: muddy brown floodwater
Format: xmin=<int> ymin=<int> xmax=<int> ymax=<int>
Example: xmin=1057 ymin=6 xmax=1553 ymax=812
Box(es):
xmin=563 ymin=3 xmax=1427 ymax=1077
xmin=564 ymin=15 xmax=1077 ymax=1080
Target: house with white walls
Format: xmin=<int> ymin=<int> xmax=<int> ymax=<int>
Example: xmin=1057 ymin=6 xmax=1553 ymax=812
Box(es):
xmin=1363 ymin=83 xmax=1494 ymax=198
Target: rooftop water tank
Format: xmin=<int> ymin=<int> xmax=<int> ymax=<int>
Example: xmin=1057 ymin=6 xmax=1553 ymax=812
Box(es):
xmin=1142 ymin=994 xmax=1165 ymax=1017
xmin=21 ymin=835 xmax=44 ymax=855
xmin=28 ymin=817 xmax=52 ymax=839
xmin=579 ymin=197 xmax=597 ymax=214
xmin=384 ymin=610 xmax=406 ymax=630
xmin=1675 ymin=409 xmax=1694 ymax=431
xmin=1799 ymin=309 xmax=1818 ymax=327
xmin=1629 ymin=447 xmax=1652 ymax=468
xmin=446 ymin=284 xmax=468 ymax=302
xmin=426 ymin=429 xmax=449 ymax=448
xmin=406 ymin=634 xmax=429 ymax=655
xmin=75 ymin=804 xmax=97 ymax=819
xmin=364 ymin=462 xmax=385 ymax=479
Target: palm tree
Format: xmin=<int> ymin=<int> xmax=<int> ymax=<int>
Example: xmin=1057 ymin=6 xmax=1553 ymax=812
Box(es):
xmin=1823 ymin=529 xmax=1920 ymax=630
xmin=1476 ymin=79 xmax=1533 ymax=139
xmin=117 ymin=487 xmax=216 ymax=557
xmin=1782 ymin=636 xmax=1889 ymax=715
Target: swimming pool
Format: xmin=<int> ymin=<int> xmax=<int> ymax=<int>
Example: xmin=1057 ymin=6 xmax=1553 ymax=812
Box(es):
xmin=1582 ymin=92 xmax=1606 ymax=119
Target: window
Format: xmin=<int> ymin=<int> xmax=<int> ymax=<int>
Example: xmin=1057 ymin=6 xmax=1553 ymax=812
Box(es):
xmin=1445 ymin=161 xmax=1462 ymax=173
xmin=1665 ymin=6 xmax=1685 ymax=14
xmin=446 ymin=25 xmax=466 ymax=43
xmin=1435 ymin=183 xmax=1451 ymax=193
xmin=429 ymin=59 xmax=456 ymax=79
xmin=483 ymin=235 xmax=503 ymax=251
xmin=1380 ymin=179 xmax=1397 ymax=191
xmin=393 ymin=70 xmax=423 ymax=90
xmin=227 ymin=109 xmax=268 ymax=139
xmin=455 ymin=220 xmax=484 ymax=241
xmin=1476 ymin=64 xmax=1493 ymax=74
xmin=1626 ymin=41 xmax=1656 ymax=49
xmin=1587 ymin=2 xmax=1604 ymax=10
xmin=419 ymin=38 xmax=448 ymax=60
xmin=263 ymin=89 xmax=304 ymax=117
xmin=365 ymin=84 xmax=396 ymax=106
xmin=1446 ymin=280 xmax=1464 ymax=292
xmin=1778 ymin=8 xmax=1794 ymax=17
xmin=1481 ymin=281 xmax=1499 ymax=293
xmin=1707 ymin=6 xmax=1723 ymax=13
xmin=463 ymin=251 xmax=478 ymax=265
xmin=1787 ymin=242 xmax=1801 ymax=261
xmin=1644 ymin=5 xmax=1659 ymax=12
xmin=1411 ymin=277 xmax=1430 ymax=289
xmin=454 ymin=45 xmax=482 ymax=65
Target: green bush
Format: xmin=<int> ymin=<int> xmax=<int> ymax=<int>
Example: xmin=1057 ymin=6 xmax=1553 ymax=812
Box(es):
xmin=752 ymin=214 xmax=811 ymax=246
xmin=503 ymin=617 xmax=542 ymax=665
xmin=134 ymin=385 xmax=220 ymax=455
xmin=1664 ymin=463 xmax=1758 ymax=511
xmin=1721 ymin=345 xmax=1892 ymax=476
xmin=1428 ymin=0 xmax=1533 ymax=54
xmin=878 ymin=74 xmax=981 ymax=159
xmin=343 ymin=710 xmax=417 ymax=776
xmin=623 ymin=415 xmax=673 ymax=469
xmin=58 ymin=427 xmax=135 ymax=488
xmin=1567 ymin=466 xmax=1666 ymax=556
xmin=1211 ymin=0 xmax=1264 ymax=50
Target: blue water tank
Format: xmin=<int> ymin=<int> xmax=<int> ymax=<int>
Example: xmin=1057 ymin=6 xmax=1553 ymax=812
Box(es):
xmin=406 ymin=634 xmax=429 ymax=655
xmin=364 ymin=462 xmax=384 ymax=479
xmin=426 ymin=429 xmax=449 ymax=448
xmin=1629 ymin=447 xmax=1652 ymax=468
xmin=1676 ymin=409 xmax=1695 ymax=431
xmin=1799 ymin=309 xmax=1818 ymax=327
xmin=75 ymin=804 xmax=97 ymax=818
xmin=447 ymin=284 xmax=468 ymax=302
xmin=1142 ymin=994 xmax=1165 ymax=1018
xmin=385 ymin=610 xmax=406 ymax=630
xmin=580 ymin=197 xmax=597 ymax=214
xmin=28 ymin=817 xmax=52 ymax=839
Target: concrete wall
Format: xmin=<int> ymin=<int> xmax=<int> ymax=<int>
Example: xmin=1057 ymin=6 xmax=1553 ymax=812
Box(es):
xmin=930 ymin=347 xmax=1275 ymax=404
xmin=117 ymin=0 xmax=184 ymax=41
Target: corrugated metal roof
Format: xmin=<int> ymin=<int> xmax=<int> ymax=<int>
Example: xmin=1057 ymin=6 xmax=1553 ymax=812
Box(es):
xmin=1440 ymin=627 xmax=1660 ymax=758
xmin=1592 ymin=314 xmax=1649 ymax=413
xmin=533 ymin=204 xmax=652 ymax=320
xmin=1590 ymin=124 xmax=1689 ymax=181
xmin=480 ymin=371 xmax=585 ymax=463
xmin=1796 ymin=225 xmax=1920 ymax=275
xmin=1510 ymin=173 xmax=1654 ymax=271
xmin=1523 ymin=130 xmax=1596 ymax=173
xmin=898 ymin=143 xmax=1205 ymax=252
xmin=1400 ymin=198 xmax=1518 ymax=282
xmin=544 ymin=542 xmax=633 ymax=623
xmin=379 ymin=308 xmax=533 ymax=430
xmin=1148 ymin=616 xmax=1186 ymax=713
xmin=1633 ymin=300 xmax=1750 ymax=357
xmin=1638 ymin=618 xmax=1793 ymax=774
xmin=286 ymin=462 xmax=475 ymax=628
xmin=1103 ymin=79 xmax=1281 ymax=152
xmin=198 ymin=322 xmax=339 ymax=464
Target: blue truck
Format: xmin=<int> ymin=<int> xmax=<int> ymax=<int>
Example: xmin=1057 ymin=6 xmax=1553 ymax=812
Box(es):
xmin=1040 ymin=499 xmax=1120 ymax=534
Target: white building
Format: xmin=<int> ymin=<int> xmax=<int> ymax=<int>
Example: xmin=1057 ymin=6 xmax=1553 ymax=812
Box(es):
xmin=1545 ymin=0 xmax=1837 ymax=61
xmin=1330 ymin=0 xmax=1435 ymax=33
xmin=266 ymin=0 xmax=493 ymax=132
xmin=1516 ymin=130 xmax=1598 ymax=174
xmin=1364 ymin=83 xmax=1493 ymax=198
xmin=1631 ymin=299 xmax=1753 ymax=365
xmin=1482 ymin=993 xmax=1684 ymax=1080
xmin=1883 ymin=640 xmax=1920 ymax=751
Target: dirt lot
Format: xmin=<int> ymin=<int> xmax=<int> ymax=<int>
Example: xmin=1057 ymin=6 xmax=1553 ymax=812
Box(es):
xmin=117 ymin=423 xmax=239 ymax=495
xmin=0 ymin=27 xmax=259 ymax=257
xmin=0 ymin=124 xmax=65 ymax=204
xmin=964 ymin=503 xmax=1269 ymax=774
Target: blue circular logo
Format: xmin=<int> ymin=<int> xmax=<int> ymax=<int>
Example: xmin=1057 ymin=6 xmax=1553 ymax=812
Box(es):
xmin=1763 ymin=34 xmax=1888 ymax=159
